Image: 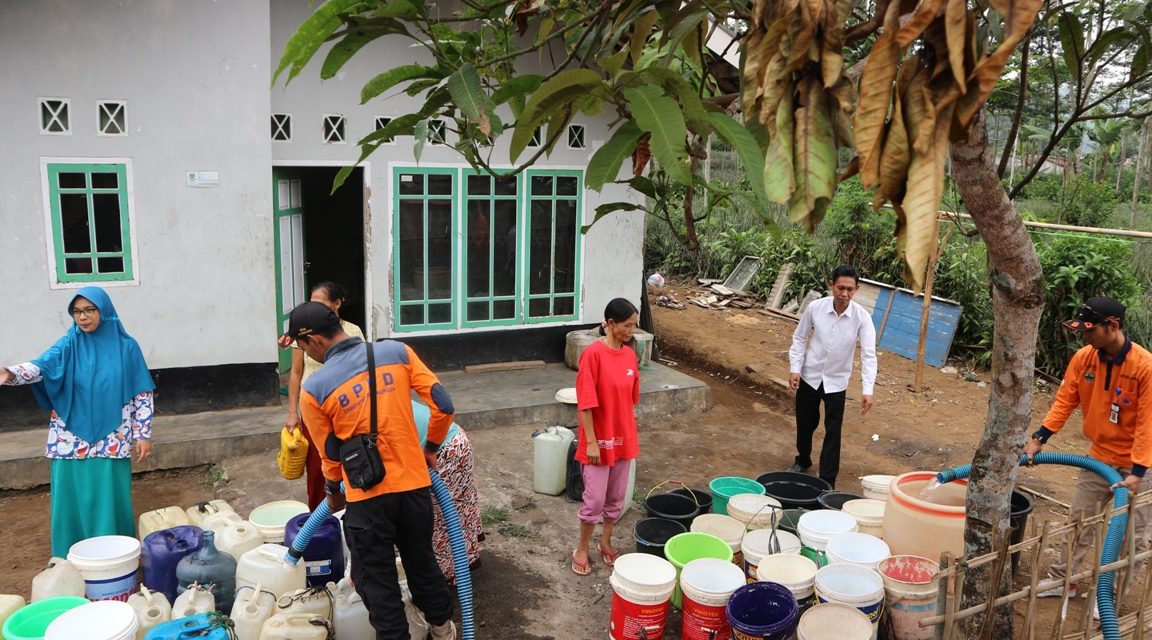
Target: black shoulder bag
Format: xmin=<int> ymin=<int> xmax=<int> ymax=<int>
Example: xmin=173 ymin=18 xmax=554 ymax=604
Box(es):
xmin=329 ymin=342 xmax=386 ymax=490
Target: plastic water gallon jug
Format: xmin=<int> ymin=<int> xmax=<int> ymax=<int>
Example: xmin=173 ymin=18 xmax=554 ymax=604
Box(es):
xmin=142 ymin=612 xmax=233 ymax=640
xmin=127 ymin=587 xmax=171 ymax=639
xmin=248 ymin=501 xmax=309 ymax=544
xmin=44 ymin=599 xmax=138 ymax=640
xmin=0 ymin=594 xmax=25 ymax=630
xmin=175 ymin=531 xmax=236 ymax=613
xmin=138 ymin=507 xmax=190 ymax=541
xmin=236 ymin=545 xmax=306 ymax=602
xmin=184 ymin=501 xmax=234 ymax=528
xmin=258 ymin=613 xmax=329 ymax=640
xmin=283 ymin=514 xmax=344 ymax=588
xmin=170 ymin=585 xmax=214 ymax=620
xmin=218 ymin=522 xmax=263 ymax=563
xmin=201 ymin=511 xmax=244 ymax=537
xmin=274 ymin=586 xmax=332 ymax=621
xmin=230 ymin=584 xmax=276 ymax=640
xmin=331 ymin=579 xmax=373 ymax=640
xmin=30 ymin=558 xmax=86 ymax=601
xmin=142 ymin=526 xmax=203 ymax=605
xmin=533 ymin=426 xmax=575 ymax=495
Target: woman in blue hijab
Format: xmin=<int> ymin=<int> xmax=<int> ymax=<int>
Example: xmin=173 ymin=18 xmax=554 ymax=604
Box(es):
xmin=1 ymin=286 xmax=155 ymax=556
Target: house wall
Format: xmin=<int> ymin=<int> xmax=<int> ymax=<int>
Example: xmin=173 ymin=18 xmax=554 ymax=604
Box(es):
xmin=0 ymin=0 xmax=279 ymax=418
xmin=268 ymin=1 xmax=645 ymax=339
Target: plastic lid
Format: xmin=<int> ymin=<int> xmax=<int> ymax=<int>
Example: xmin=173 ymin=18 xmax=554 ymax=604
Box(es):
xmin=612 ymin=552 xmax=677 ymax=587
xmin=797 ymin=602 xmax=873 ymax=638
xmin=797 ymin=509 xmax=858 ymax=536
xmin=554 ymin=387 xmax=578 ymax=404
xmin=45 ymin=601 xmax=137 ymax=640
xmin=756 ymin=552 xmax=819 ymax=585
xmin=681 ymin=558 xmax=746 ymax=593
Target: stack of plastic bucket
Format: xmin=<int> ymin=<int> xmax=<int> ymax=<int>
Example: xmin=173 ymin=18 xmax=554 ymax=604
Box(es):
xmin=67 ymin=536 xmax=141 ymax=602
xmin=43 ymin=600 xmax=137 ymax=640
xmin=797 ymin=510 xmax=857 ymax=567
xmin=634 ymin=518 xmax=687 ymax=556
xmin=671 ymin=487 xmax=714 ymax=514
xmin=727 ymin=494 xmax=783 ymax=531
xmin=876 ymin=555 xmax=939 ymax=640
xmin=1 ymin=597 xmax=88 ymax=640
xmin=742 ymin=529 xmax=801 ymax=580
xmin=814 ymin=563 xmax=885 ymax=640
xmin=816 ymin=491 xmax=863 ymax=510
xmin=796 ymin=602 xmax=874 ymax=639
xmin=663 ymin=532 xmax=733 ymax=608
xmin=726 ymin=581 xmax=799 ymax=639
xmin=708 ymin=477 xmax=765 ymax=516
xmin=841 ymin=499 xmax=886 ymax=539
xmin=690 ymin=514 xmax=746 ymax=566
xmin=756 ymin=472 xmax=830 ymax=510
xmin=608 ymin=553 xmax=677 ymax=640
xmin=756 ymin=554 xmax=819 ymax=614
xmin=679 ymin=558 xmax=747 ymax=640
xmin=859 ymin=475 xmax=895 ymax=502
xmin=826 ymin=533 xmax=891 ymax=570
xmin=644 ymin=491 xmax=700 ymax=529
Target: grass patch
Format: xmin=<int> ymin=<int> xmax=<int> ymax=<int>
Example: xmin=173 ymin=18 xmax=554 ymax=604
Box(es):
xmin=497 ymin=524 xmax=538 ymax=539
xmin=481 ymin=506 xmax=510 ymax=526
xmin=201 ymin=466 xmax=226 ymax=487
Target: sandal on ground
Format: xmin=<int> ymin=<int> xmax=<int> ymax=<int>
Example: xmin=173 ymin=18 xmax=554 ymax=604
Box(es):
xmin=599 ymin=545 xmax=620 ymax=567
xmin=571 ymin=550 xmax=592 ymax=576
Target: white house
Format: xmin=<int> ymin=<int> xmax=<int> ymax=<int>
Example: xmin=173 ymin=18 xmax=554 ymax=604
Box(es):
xmin=0 ymin=0 xmax=645 ymax=419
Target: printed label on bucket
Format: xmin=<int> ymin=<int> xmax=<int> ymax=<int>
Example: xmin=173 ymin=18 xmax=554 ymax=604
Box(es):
xmin=610 ymin=593 xmax=669 ymax=640
xmin=84 ymin=571 xmax=138 ymax=602
xmin=305 ymin=559 xmax=332 ymax=577
xmin=682 ymin=595 xmax=730 ymax=640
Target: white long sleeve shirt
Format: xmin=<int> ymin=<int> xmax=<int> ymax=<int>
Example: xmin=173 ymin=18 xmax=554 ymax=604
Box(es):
xmin=789 ymin=296 xmax=878 ymax=395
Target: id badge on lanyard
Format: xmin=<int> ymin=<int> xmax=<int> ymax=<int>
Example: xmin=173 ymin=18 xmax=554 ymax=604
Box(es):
xmin=1110 ymin=403 xmax=1120 ymax=424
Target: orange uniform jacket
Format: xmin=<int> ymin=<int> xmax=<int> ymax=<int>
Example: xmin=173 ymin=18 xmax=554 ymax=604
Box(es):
xmin=300 ymin=338 xmax=454 ymax=503
xmin=1042 ymin=340 xmax=1152 ymax=472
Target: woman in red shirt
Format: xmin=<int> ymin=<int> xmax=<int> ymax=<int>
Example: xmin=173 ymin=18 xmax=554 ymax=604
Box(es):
xmin=572 ymin=298 xmax=641 ymax=575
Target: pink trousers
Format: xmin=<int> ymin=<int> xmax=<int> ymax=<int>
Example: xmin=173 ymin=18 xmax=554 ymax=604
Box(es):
xmin=579 ymin=460 xmax=632 ymax=524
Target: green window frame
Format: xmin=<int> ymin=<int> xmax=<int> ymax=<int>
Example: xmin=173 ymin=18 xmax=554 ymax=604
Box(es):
xmin=393 ymin=168 xmax=457 ymax=331
xmin=45 ymin=162 xmax=134 ymax=283
xmin=461 ymin=170 xmax=521 ymax=328
xmin=524 ymin=169 xmax=582 ymax=323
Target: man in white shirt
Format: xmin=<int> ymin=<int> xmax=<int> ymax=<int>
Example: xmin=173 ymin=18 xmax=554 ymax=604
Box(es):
xmin=786 ymin=265 xmax=878 ymax=489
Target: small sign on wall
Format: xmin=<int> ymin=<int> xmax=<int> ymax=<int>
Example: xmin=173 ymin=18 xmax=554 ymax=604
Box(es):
xmin=186 ymin=171 xmax=220 ymax=187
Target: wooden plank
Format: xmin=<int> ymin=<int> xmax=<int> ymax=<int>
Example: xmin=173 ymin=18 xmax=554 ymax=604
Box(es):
xmin=709 ymin=283 xmax=735 ymax=296
xmin=464 ymin=360 xmax=546 ymax=374
xmin=763 ymin=306 xmax=800 ymax=321
xmin=767 ymin=263 xmax=794 ymax=309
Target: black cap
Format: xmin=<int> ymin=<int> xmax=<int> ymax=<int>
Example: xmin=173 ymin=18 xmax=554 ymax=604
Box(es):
xmin=1063 ymin=296 xmax=1126 ymax=331
xmin=278 ymin=302 xmax=340 ymax=347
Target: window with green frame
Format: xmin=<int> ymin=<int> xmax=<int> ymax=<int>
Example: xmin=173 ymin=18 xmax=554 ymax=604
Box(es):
xmin=46 ymin=162 xmax=134 ymax=283
xmin=394 ymin=169 xmax=456 ymax=329
xmin=525 ymin=170 xmax=581 ymax=322
xmin=462 ymin=171 xmax=519 ymax=327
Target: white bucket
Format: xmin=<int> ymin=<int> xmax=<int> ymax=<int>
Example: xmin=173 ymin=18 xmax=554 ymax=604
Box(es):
xmin=842 ymin=499 xmax=886 ymax=539
xmin=679 ymin=558 xmax=745 ymax=640
xmin=826 ymin=533 xmax=891 ymax=570
xmin=797 ymin=602 xmax=874 ymax=640
xmin=797 ymin=510 xmax=858 ymax=551
xmin=609 ymin=553 xmax=677 ymax=640
xmin=67 ymin=536 xmax=141 ymax=602
xmin=726 ymin=494 xmax=782 ymax=531
xmin=44 ymin=600 xmax=138 ymax=640
xmin=248 ymin=501 xmax=309 ymax=544
xmin=690 ymin=514 xmax=747 ymax=566
xmin=859 ymin=475 xmax=895 ymax=501
xmin=814 ymin=564 xmax=885 ymax=640
xmin=877 ymin=555 xmax=940 ymax=640
xmin=741 ymin=529 xmax=801 ymax=581
xmin=755 ymin=553 xmax=819 ymax=602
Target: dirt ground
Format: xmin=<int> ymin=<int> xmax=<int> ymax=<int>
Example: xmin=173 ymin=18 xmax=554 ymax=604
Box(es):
xmin=0 ymin=280 xmax=1116 ymax=638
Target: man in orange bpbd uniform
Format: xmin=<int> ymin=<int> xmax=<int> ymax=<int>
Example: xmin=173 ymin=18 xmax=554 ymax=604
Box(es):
xmin=280 ymin=301 xmax=457 ymax=640
xmin=1025 ymin=297 xmax=1152 ymax=613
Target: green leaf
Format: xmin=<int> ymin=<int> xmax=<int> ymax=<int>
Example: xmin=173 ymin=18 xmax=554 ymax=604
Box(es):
xmin=274 ymin=0 xmax=370 ymax=86
xmin=321 ymin=30 xmax=380 ymax=80
xmin=630 ymin=10 xmax=661 ymax=65
xmin=708 ymin=112 xmax=767 ymax=206
xmin=581 ymin=202 xmax=647 ymax=234
xmin=632 ymin=68 xmax=710 ymax=132
xmin=413 ymin=120 xmax=428 ymax=163
xmin=625 ymin=176 xmax=658 ymax=199
xmin=1057 ymin=12 xmax=1085 ymax=80
xmin=446 ymin=64 xmax=492 ymax=136
xmin=491 ymin=75 xmax=542 ymax=105
xmin=509 ymin=69 xmax=604 ymax=162
xmin=1087 ymin=27 xmax=1133 ymax=64
xmin=1132 ymin=34 xmax=1151 ymax=81
xmin=661 ymin=2 xmax=708 ymax=54
xmin=624 ymin=85 xmax=691 ymax=185
xmin=587 ymin=122 xmax=646 ymax=191
xmin=376 ymin=0 xmax=423 ymax=19
xmin=362 ymin=65 xmax=440 ymax=104
xmin=599 ymin=49 xmax=630 ymax=77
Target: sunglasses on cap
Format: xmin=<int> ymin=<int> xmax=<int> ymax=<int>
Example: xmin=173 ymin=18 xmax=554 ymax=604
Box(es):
xmin=1062 ymin=303 xmax=1117 ymax=331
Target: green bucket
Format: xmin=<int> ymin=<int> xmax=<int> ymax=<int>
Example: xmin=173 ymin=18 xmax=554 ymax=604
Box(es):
xmin=708 ymin=476 xmax=766 ymax=516
xmin=663 ymin=532 xmax=734 ymax=608
xmin=2 ymin=596 xmax=88 ymax=640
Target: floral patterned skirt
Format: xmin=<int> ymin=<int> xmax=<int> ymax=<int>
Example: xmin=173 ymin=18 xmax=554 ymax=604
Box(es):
xmin=431 ymin=429 xmax=483 ymax=582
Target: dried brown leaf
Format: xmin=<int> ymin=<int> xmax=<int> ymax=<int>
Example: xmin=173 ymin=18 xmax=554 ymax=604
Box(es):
xmin=787 ymin=2 xmax=819 ymax=72
xmin=793 ymin=78 xmax=838 ymax=211
xmin=899 ymin=95 xmax=954 ymax=291
xmin=896 ymin=0 xmax=948 ymax=48
xmin=852 ymin=0 xmax=901 ymax=188
xmin=765 ymin=98 xmax=796 ymax=203
xmin=873 ymin=69 xmax=912 ymax=209
xmin=945 ymin=0 xmax=969 ymax=92
xmin=954 ymin=0 xmax=1043 ymax=129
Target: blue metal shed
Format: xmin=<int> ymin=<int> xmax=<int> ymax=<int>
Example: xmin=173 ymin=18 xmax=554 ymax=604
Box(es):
xmin=853 ymin=279 xmax=963 ymax=368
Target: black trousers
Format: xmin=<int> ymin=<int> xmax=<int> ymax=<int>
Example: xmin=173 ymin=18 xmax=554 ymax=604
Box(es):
xmin=344 ymin=488 xmax=454 ymax=640
xmin=794 ymin=379 xmax=846 ymax=488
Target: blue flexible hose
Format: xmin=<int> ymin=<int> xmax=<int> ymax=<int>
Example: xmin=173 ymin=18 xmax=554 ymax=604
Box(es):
xmin=936 ymin=453 xmax=1128 ymax=640
xmin=284 ymin=474 xmax=475 ymax=640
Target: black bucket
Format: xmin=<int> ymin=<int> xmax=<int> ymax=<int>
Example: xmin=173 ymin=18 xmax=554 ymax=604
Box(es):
xmin=634 ymin=517 xmax=688 ymax=556
xmin=1009 ymin=489 xmax=1034 ymax=574
xmin=671 ymin=486 xmax=714 ymax=514
xmin=817 ymin=491 xmax=864 ymax=511
xmin=756 ymin=471 xmax=832 ymax=510
xmin=644 ymin=492 xmax=700 ymax=527
xmin=778 ymin=508 xmax=809 ymax=535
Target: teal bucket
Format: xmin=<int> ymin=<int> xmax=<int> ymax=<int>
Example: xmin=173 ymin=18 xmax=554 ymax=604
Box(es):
xmin=709 ymin=477 xmax=766 ymax=516
xmin=2 ymin=596 xmax=88 ymax=640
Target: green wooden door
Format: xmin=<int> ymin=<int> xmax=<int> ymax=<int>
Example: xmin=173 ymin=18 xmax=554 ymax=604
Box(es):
xmin=273 ymin=168 xmax=307 ymax=372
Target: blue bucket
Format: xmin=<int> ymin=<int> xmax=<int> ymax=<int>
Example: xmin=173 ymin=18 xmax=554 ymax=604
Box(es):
xmin=726 ymin=581 xmax=800 ymax=640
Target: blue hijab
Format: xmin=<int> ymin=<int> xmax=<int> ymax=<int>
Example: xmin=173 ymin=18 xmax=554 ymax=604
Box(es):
xmin=31 ymin=286 xmax=155 ymax=444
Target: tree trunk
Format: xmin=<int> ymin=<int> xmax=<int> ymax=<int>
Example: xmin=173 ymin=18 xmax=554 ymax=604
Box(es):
xmin=949 ymin=109 xmax=1045 ymax=638
xmin=1133 ymin=120 xmax=1146 ymax=228
xmin=683 ymin=155 xmax=702 ymax=274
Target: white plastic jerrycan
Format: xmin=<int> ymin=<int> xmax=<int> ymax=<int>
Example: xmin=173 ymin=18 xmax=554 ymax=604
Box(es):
xmin=127 ymin=586 xmax=171 ymax=639
xmin=230 ymin=583 xmax=277 ymax=640
xmin=218 ymin=521 xmax=263 ymax=561
xmin=331 ymin=578 xmax=373 ymax=640
xmin=0 ymin=594 xmax=26 ymax=630
xmin=138 ymin=506 xmax=191 ymax=541
xmin=532 ymin=426 xmax=575 ymax=495
xmin=275 ymin=586 xmax=333 ymax=621
xmin=30 ymin=557 xmax=86 ymax=601
xmin=202 ymin=510 xmax=245 ymax=536
xmin=400 ymin=580 xmax=430 ymax=640
xmin=171 ymin=583 xmax=215 ymax=619
xmin=236 ymin=544 xmax=306 ymax=602
xmin=258 ymin=612 xmax=330 ymax=640
xmin=184 ymin=500 xmax=235 ymax=527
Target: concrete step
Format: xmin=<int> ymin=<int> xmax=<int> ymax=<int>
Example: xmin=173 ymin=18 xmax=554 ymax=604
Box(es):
xmin=0 ymin=362 xmax=709 ymax=489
